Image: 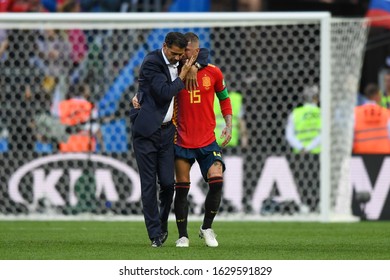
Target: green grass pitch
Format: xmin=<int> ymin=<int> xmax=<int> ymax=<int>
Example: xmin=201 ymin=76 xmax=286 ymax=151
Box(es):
xmin=0 ymin=220 xmax=389 ymax=260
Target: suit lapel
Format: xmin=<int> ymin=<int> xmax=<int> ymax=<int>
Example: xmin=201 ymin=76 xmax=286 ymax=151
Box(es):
xmin=157 ymin=49 xmax=173 ymax=82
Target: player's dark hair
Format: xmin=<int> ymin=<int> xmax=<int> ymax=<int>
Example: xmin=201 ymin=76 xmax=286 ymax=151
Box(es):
xmin=164 ymin=32 xmax=187 ymax=49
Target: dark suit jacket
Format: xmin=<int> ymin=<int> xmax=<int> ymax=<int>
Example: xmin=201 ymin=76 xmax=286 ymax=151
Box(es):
xmin=130 ymin=49 xmax=185 ymax=137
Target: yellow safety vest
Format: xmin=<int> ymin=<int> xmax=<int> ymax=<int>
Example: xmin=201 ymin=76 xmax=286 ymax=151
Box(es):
xmin=380 ymin=91 xmax=390 ymax=109
xmin=214 ymin=91 xmax=241 ymax=147
xmin=292 ymin=104 xmax=321 ymax=154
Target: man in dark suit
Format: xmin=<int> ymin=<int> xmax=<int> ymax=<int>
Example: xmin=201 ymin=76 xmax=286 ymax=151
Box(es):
xmin=130 ymin=32 xmax=195 ymax=247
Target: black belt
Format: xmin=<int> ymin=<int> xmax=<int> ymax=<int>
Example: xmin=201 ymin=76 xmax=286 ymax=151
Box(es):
xmin=161 ymin=121 xmax=172 ymax=128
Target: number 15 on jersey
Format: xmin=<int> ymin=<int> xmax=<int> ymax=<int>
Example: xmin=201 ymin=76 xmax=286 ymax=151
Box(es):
xmin=189 ymin=90 xmax=201 ymax=104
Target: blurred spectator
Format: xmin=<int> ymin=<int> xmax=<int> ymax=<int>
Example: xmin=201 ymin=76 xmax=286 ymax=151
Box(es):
xmin=238 ymin=0 xmax=262 ymax=11
xmin=58 ymin=82 xmax=103 ymax=153
xmin=32 ymin=29 xmax=72 ymax=94
xmin=79 ymin=0 xmax=171 ymax=12
xmin=0 ymin=29 xmax=8 ymax=95
xmin=0 ymin=29 xmax=8 ymax=60
xmin=285 ymin=85 xmax=321 ymax=154
xmin=80 ymin=0 xmax=124 ymax=12
xmin=0 ymin=0 xmax=42 ymax=12
xmin=353 ymin=83 xmax=390 ymax=154
xmin=0 ymin=0 xmax=11 ymax=12
xmin=27 ymin=81 xmax=57 ymax=153
xmin=211 ymin=0 xmax=263 ymax=11
xmin=2 ymin=29 xmax=42 ymax=155
xmin=0 ymin=29 xmax=8 ymax=152
xmin=58 ymin=0 xmax=88 ymax=72
xmin=58 ymin=0 xmax=80 ymax=12
xmin=0 ymin=121 xmax=8 ymax=152
xmin=40 ymin=0 xmax=61 ymax=12
xmin=379 ymin=68 xmax=390 ymax=108
xmin=267 ymin=0 xmax=368 ymax=16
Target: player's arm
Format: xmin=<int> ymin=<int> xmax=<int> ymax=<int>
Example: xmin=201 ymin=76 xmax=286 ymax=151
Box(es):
xmin=304 ymin=135 xmax=321 ymax=153
xmin=220 ymin=113 xmax=232 ymax=147
xmin=285 ymin=113 xmax=304 ymax=151
xmin=216 ymin=88 xmax=233 ymax=147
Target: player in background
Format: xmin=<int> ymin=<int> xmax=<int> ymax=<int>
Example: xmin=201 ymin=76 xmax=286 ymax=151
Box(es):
xmin=173 ymin=32 xmax=232 ymax=248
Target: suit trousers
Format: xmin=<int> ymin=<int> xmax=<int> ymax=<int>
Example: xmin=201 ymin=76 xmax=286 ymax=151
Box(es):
xmin=133 ymin=123 xmax=175 ymax=240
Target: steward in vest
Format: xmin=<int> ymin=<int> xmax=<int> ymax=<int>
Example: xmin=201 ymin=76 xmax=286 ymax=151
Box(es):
xmin=285 ymin=85 xmax=321 ymax=154
xmin=58 ymin=83 xmax=100 ymax=152
xmin=379 ymin=70 xmax=390 ymax=109
xmin=353 ymin=83 xmax=390 ymax=154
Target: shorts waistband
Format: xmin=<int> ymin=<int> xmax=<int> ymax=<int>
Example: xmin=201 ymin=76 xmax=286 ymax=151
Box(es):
xmin=161 ymin=121 xmax=172 ymax=128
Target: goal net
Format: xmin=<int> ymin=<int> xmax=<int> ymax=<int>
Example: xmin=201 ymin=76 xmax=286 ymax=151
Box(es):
xmin=0 ymin=13 xmax=368 ymax=221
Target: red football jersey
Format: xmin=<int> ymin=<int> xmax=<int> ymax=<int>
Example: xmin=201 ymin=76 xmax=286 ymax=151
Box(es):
xmin=174 ymin=64 xmax=226 ymax=148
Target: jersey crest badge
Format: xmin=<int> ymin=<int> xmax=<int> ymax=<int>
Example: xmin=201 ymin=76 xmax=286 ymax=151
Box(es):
xmin=202 ymin=76 xmax=211 ymax=90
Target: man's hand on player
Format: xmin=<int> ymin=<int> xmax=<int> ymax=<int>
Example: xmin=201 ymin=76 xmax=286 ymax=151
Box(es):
xmin=179 ymin=55 xmax=196 ymax=81
xmin=185 ymin=65 xmax=199 ymax=92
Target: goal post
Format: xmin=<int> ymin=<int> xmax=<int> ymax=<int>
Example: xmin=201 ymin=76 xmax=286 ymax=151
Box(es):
xmin=320 ymin=14 xmax=332 ymax=222
xmin=0 ymin=12 xmax=368 ymax=221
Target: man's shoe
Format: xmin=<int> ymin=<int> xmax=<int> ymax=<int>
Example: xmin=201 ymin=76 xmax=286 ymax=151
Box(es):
xmin=151 ymin=237 xmax=162 ymax=248
xmin=199 ymin=227 xmax=218 ymax=247
xmin=160 ymin=232 xmax=168 ymax=244
xmin=175 ymin=236 xmax=189 ymax=247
